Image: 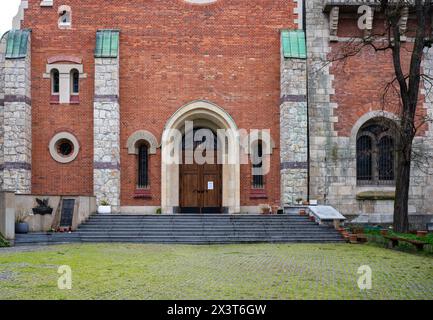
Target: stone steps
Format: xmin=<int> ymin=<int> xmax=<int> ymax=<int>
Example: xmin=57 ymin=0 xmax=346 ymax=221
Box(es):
xmin=14 ymin=214 xmax=344 ymax=245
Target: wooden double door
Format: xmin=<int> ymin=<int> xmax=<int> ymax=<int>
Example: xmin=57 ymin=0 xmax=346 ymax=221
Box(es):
xmin=180 ymin=155 xmax=222 ymax=214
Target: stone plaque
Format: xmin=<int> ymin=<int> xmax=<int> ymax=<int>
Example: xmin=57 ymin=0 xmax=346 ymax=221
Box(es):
xmin=60 ymin=199 xmax=75 ymax=227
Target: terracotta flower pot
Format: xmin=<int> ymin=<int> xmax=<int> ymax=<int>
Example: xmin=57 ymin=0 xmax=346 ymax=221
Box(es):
xmin=417 ymin=231 xmax=428 ymax=237
xmin=337 ymin=227 xmax=345 ymax=234
xmin=349 ymin=234 xmax=358 ymax=243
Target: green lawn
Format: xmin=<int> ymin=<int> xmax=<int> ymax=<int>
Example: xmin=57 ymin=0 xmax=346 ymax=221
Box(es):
xmin=0 ymin=243 xmax=432 ymax=300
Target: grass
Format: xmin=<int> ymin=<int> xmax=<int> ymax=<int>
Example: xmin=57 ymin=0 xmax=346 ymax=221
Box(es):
xmin=0 ymin=243 xmax=432 ymax=300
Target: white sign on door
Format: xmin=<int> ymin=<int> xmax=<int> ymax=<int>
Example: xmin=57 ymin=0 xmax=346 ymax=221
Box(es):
xmin=207 ymin=181 xmax=214 ymax=190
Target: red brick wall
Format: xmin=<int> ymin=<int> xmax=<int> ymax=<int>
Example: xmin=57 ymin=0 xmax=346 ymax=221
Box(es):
xmin=330 ymin=17 xmax=427 ymax=137
xmin=23 ymin=1 xmax=296 ymax=206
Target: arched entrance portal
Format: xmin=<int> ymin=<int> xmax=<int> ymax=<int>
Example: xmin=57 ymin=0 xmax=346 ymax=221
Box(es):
xmin=161 ymin=101 xmax=240 ymax=214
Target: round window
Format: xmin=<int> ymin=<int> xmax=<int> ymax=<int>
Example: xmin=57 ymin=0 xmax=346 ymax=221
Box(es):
xmin=56 ymin=139 xmax=74 ymax=157
xmin=49 ymin=132 xmax=80 ymax=163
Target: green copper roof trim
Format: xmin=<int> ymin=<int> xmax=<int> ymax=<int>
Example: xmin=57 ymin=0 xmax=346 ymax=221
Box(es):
xmin=5 ymin=29 xmax=31 ymax=59
xmin=281 ymin=30 xmax=306 ymax=59
xmin=95 ymin=29 xmax=120 ymax=58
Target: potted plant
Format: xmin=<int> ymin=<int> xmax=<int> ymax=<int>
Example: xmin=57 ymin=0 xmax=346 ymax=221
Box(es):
xmin=259 ymin=204 xmax=271 ymax=215
xmin=156 ymin=208 xmax=162 ymax=215
xmin=15 ymin=211 xmax=31 ymax=234
xmin=32 ymin=198 xmax=53 ymax=215
xmin=295 ymin=198 xmax=303 ymax=205
xmin=98 ymin=199 xmax=111 ymax=214
xmin=349 ymin=234 xmax=358 ymax=244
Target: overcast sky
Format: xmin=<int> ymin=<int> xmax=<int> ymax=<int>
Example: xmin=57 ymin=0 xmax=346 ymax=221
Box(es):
xmin=0 ymin=0 xmax=21 ymax=36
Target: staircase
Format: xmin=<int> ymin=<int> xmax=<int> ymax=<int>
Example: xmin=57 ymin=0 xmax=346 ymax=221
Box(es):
xmin=14 ymin=214 xmax=343 ymax=245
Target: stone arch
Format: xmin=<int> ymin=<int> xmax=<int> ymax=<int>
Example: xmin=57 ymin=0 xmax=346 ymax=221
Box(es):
xmin=126 ymin=130 xmax=159 ymax=155
xmin=350 ymin=110 xmax=399 ymax=146
xmin=161 ymin=100 xmax=240 ymax=214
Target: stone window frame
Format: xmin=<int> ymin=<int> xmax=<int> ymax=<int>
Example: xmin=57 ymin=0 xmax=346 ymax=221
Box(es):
xmin=58 ymin=5 xmax=72 ymax=29
xmin=43 ymin=56 xmax=86 ymax=104
xmin=51 ymin=68 xmax=60 ymax=95
xmin=356 ymin=118 xmax=398 ymax=186
xmin=49 ymin=132 xmax=80 ymax=164
xmin=137 ymin=142 xmax=150 ymax=189
xmin=126 ymin=130 xmax=159 ymax=198
xmin=251 ymin=139 xmax=265 ymax=190
xmin=246 ymin=133 xmax=274 ymax=199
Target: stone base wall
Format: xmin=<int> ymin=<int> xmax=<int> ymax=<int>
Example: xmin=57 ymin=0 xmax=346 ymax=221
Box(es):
xmin=93 ymin=57 xmax=120 ymax=209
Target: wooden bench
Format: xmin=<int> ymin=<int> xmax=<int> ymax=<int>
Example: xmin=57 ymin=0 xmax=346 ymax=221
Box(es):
xmin=384 ymin=236 xmax=427 ymax=251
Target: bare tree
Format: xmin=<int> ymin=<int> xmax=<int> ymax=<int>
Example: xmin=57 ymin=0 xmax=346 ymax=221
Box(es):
xmin=330 ymin=0 xmax=433 ymax=232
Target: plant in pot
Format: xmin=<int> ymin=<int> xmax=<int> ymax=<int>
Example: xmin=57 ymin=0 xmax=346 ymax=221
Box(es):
xmin=32 ymin=198 xmax=53 ymax=215
xmin=271 ymin=204 xmax=280 ymax=215
xmin=295 ymin=198 xmax=303 ymax=205
xmin=259 ymin=204 xmax=271 ymax=215
xmin=98 ymin=199 xmax=111 ymax=214
xmin=15 ymin=211 xmax=31 ymax=234
xmin=156 ymin=208 xmax=162 ymax=215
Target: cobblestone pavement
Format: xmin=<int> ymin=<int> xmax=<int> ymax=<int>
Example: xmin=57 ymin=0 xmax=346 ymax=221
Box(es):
xmin=0 ymin=243 xmax=432 ymax=300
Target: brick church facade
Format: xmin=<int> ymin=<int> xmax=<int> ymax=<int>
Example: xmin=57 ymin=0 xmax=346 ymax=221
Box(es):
xmin=0 ymin=0 xmax=432 ymax=223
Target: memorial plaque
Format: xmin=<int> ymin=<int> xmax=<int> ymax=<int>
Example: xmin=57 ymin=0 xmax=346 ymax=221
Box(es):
xmin=308 ymin=205 xmax=346 ymax=221
xmin=60 ymin=199 xmax=75 ymax=227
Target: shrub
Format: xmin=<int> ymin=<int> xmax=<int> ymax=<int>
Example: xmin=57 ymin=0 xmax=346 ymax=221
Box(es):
xmin=0 ymin=233 xmax=9 ymax=247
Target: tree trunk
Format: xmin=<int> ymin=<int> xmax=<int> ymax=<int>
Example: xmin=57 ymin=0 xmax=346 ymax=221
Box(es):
xmin=393 ymin=145 xmax=412 ymax=233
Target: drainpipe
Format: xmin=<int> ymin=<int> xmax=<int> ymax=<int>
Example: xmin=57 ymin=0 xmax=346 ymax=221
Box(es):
xmin=303 ymin=0 xmax=311 ymax=202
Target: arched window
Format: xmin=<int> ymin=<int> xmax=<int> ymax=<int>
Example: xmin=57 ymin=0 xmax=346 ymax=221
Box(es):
xmin=356 ymin=119 xmax=396 ymax=185
xmin=51 ymin=69 xmax=60 ymax=95
xmin=138 ymin=144 xmax=149 ymax=188
xmin=58 ymin=5 xmax=72 ymax=28
xmin=70 ymin=69 xmax=79 ymax=94
xmin=252 ymin=140 xmax=264 ymax=189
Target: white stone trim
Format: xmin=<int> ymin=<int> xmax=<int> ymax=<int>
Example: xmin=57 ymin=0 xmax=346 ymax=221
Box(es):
xmin=43 ymin=64 xmax=85 ymax=104
xmin=58 ymin=5 xmax=72 ymax=29
xmin=40 ymin=0 xmax=53 ymax=7
xmin=294 ymin=0 xmax=303 ymax=30
xmin=126 ymin=130 xmax=159 ymax=155
xmin=350 ymin=110 xmax=399 ymax=146
xmin=161 ymin=100 xmax=240 ymax=214
xmin=49 ymin=132 xmax=80 ymax=164
xmin=12 ymin=0 xmax=28 ymax=30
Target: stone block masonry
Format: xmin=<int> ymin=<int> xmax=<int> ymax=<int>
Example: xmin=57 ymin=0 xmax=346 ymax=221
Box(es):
xmin=280 ymin=37 xmax=308 ymax=205
xmin=2 ymin=36 xmax=32 ymax=194
xmin=94 ymin=57 xmax=121 ymax=210
xmin=0 ymin=36 xmax=6 ymax=189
